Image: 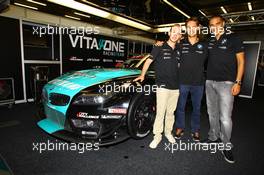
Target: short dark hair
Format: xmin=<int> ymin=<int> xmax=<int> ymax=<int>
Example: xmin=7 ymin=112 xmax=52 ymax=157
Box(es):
xmin=185 ymin=17 xmax=205 ymax=41
xmin=209 ymin=15 xmax=226 ymax=22
xmin=185 ymin=17 xmax=200 ymax=26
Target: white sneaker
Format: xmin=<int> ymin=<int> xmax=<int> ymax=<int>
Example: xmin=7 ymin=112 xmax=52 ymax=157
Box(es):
xmin=149 ymin=138 xmax=161 ymax=149
xmin=165 ymin=134 xmax=176 ymax=144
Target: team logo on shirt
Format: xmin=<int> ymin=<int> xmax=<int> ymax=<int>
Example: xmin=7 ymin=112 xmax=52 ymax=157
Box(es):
xmin=221 ymin=38 xmax=227 ymax=45
xmin=197 ymin=44 xmax=203 ymax=49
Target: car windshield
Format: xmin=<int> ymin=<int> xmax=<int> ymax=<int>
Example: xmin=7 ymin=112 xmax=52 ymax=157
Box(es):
xmin=120 ymin=54 xmax=154 ymax=71
xmin=123 ymin=59 xmax=140 ymax=68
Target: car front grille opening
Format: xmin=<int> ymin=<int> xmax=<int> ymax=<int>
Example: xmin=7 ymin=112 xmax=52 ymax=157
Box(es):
xmin=49 ymin=93 xmax=70 ymax=106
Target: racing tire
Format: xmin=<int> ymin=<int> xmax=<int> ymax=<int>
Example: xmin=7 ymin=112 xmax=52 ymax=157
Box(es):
xmin=127 ymin=92 xmax=156 ymax=139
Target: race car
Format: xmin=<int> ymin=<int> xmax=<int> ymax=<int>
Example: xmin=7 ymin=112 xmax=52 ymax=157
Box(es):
xmin=37 ymin=54 xmax=157 ymax=146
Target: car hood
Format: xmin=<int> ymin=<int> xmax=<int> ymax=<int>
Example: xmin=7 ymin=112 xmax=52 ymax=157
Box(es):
xmin=44 ymin=68 xmax=141 ymax=97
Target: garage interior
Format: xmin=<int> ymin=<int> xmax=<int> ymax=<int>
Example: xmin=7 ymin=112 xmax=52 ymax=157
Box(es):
xmin=0 ymin=0 xmax=264 ymax=175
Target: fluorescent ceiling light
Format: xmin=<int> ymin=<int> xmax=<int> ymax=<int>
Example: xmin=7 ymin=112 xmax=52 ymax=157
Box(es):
xmin=221 ymin=6 xmax=227 ymax=14
xmin=153 ymin=27 xmax=171 ymax=33
xmin=65 ymin=15 xmax=80 ymax=20
xmin=155 ymin=22 xmax=185 ymax=28
xmin=251 ymin=16 xmax=255 ymax=20
xmin=163 ymin=0 xmax=190 ymax=18
xmin=198 ymin=10 xmax=207 ymax=17
xmin=74 ymin=12 xmax=90 ymax=18
xmin=48 ymin=0 xmax=152 ymax=31
xmin=248 ymin=2 xmax=252 ymax=11
xmin=27 ymin=0 xmax=47 ymax=6
xmin=48 ymin=0 xmax=110 ymax=18
xmin=153 ymin=23 xmax=186 ymax=33
xmin=229 ymin=18 xmax=234 ymax=23
xmin=14 ymin=2 xmax=38 ymax=10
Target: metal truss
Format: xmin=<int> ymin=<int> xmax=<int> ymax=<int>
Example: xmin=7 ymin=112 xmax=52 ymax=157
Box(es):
xmin=221 ymin=9 xmax=264 ymax=26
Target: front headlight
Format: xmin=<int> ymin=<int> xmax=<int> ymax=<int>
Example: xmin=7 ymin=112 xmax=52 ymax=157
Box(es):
xmin=72 ymin=79 xmax=134 ymax=105
xmin=72 ymin=93 xmax=113 ymax=105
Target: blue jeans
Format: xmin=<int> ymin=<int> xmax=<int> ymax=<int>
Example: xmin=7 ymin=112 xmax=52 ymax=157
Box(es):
xmin=176 ymin=85 xmax=204 ymax=133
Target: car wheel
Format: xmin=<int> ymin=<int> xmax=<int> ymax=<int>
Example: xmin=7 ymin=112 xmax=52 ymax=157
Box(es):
xmin=127 ymin=92 xmax=156 ymax=139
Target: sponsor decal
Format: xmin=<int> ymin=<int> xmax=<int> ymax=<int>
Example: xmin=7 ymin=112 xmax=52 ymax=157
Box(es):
xmin=77 ymin=112 xmax=100 ymax=119
xmin=81 ymin=131 xmax=97 ymax=135
xmin=195 ymin=50 xmax=204 ymax=54
xmin=69 ymin=56 xmax=83 ymax=62
xmin=163 ymin=52 xmax=171 ymax=55
xmin=103 ymin=58 xmax=114 ymax=62
xmin=86 ymin=58 xmax=100 ymax=62
xmin=101 ymin=115 xmax=122 ymax=119
xmin=115 ymin=59 xmax=124 ymax=63
xmin=218 ymin=46 xmax=227 ymax=49
xmin=209 ymin=38 xmax=216 ymax=43
xmin=108 ymin=108 xmax=127 ymax=114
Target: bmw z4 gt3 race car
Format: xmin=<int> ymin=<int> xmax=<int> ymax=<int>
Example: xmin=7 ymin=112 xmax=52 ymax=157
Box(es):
xmin=37 ymin=55 xmax=157 ymax=146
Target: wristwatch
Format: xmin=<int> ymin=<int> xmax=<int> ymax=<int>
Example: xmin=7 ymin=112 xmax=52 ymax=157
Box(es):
xmin=234 ymin=80 xmax=242 ymax=85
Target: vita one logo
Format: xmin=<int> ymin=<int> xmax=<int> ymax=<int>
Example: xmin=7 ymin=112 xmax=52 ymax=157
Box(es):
xmin=69 ymin=34 xmax=125 ymax=53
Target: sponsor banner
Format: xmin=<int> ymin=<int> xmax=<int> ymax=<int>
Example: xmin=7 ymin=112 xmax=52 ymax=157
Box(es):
xmin=62 ymin=33 xmax=128 ymax=72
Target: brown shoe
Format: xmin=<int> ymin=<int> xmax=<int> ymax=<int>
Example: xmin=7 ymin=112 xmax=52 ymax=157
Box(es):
xmin=175 ymin=128 xmax=184 ymax=139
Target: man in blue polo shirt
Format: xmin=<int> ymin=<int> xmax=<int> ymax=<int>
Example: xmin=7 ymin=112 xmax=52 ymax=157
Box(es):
xmin=175 ymin=17 xmax=208 ymax=142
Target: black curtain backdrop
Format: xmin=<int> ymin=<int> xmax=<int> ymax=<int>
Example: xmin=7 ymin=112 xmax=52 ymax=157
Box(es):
xmin=0 ymin=16 xmax=24 ymax=100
